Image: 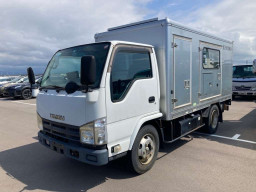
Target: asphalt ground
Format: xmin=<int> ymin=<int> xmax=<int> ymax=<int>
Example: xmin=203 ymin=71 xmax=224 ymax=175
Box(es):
xmin=0 ymin=96 xmax=255 ymax=192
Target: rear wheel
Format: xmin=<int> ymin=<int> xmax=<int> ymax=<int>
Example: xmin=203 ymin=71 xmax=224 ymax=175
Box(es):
xmin=21 ymin=89 xmax=32 ymax=100
xmin=204 ymin=105 xmax=220 ymax=134
xmin=128 ymin=124 xmax=159 ymax=174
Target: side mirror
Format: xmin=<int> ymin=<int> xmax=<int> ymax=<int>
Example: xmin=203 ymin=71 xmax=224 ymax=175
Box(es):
xmin=80 ymin=56 xmax=96 ymax=86
xmin=27 ymin=67 xmax=35 ymax=85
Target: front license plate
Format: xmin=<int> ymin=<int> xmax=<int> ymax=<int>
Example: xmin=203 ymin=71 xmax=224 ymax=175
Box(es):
xmin=52 ymin=142 xmax=64 ymax=150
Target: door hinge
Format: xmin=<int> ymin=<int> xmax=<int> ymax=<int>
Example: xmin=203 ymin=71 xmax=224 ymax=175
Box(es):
xmin=172 ymin=98 xmax=178 ymax=103
xmin=172 ymin=42 xmax=178 ymax=48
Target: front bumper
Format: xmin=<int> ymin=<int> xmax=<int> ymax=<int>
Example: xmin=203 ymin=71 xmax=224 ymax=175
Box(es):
xmin=232 ymin=91 xmax=256 ymax=96
xmin=38 ymin=131 xmax=109 ymax=166
xmin=1 ymin=89 xmax=10 ymax=97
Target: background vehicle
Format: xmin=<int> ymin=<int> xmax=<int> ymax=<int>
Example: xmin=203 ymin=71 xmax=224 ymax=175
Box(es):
xmin=0 ymin=76 xmax=15 ymax=85
xmin=33 ymin=18 xmax=232 ymax=174
xmin=232 ymin=64 xmax=256 ymax=98
xmin=5 ymin=76 xmax=41 ymax=99
xmin=0 ymin=76 xmax=24 ymax=97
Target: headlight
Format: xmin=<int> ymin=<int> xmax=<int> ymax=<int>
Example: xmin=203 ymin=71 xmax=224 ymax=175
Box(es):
xmin=80 ymin=122 xmax=94 ymax=144
xmin=37 ymin=113 xmax=43 ymax=130
xmin=15 ymin=85 xmax=21 ymax=89
xmin=80 ymin=117 xmax=107 ymax=145
xmin=251 ymin=87 xmax=256 ymax=91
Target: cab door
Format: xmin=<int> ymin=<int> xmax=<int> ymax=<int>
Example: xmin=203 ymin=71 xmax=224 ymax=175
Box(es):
xmin=105 ymin=45 xmax=159 ymax=156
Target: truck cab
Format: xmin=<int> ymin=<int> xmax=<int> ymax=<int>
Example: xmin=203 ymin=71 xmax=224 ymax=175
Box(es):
xmin=232 ymin=64 xmax=256 ymax=98
xmin=37 ymin=41 xmax=162 ymax=171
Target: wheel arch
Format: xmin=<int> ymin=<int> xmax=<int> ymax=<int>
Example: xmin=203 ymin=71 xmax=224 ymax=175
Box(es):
xmin=216 ymin=103 xmax=223 ymax=122
xmin=22 ymin=86 xmax=30 ymax=91
xmin=202 ymin=103 xmax=223 ymax=122
xmin=128 ymin=113 xmax=162 ymax=150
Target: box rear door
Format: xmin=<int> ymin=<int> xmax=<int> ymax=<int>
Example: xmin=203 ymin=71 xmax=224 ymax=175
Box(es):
xmin=199 ymin=42 xmax=222 ymax=101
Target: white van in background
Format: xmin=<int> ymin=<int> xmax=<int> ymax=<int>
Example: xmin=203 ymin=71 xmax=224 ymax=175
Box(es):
xmin=232 ymin=64 xmax=256 ymax=98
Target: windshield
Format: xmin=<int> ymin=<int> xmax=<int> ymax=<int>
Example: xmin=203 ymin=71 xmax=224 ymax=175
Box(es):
xmin=41 ymin=43 xmax=110 ymax=89
xmin=17 ymin=77 xmax=28 ymax=83
xmin=23 ymin=78 xmax=29 ymax=83
xmin=10 ymin=76 xmax=22 ymax=83
xmin=233 ymin=65 xmax=256 ymax=78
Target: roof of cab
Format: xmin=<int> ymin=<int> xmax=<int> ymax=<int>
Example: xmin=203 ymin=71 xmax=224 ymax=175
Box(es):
xmin=109 ymin=40 xmax=153 ymax=48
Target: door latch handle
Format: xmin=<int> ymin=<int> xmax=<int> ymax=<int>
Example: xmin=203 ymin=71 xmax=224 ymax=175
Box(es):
xmin=172 ymin=98 xmax=178 ymax=103
xmin=148 ymin=96 xmax=155 ymax=103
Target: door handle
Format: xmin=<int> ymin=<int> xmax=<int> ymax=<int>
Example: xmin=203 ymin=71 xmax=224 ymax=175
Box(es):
xmin=148 ymin=96 xmax=155 ymax=103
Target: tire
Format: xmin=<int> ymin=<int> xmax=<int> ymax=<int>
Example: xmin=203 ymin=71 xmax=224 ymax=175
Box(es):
xmin=204 ymin=105 xmax=220 ymax=134
xmin=128 ymin=124 xmax=159 ymax=174
xmin=21 ymin=89 xmax=32 ymax=100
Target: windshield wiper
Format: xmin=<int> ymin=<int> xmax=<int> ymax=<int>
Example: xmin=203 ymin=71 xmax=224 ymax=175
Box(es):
xmin=40 ymin=85 xmax=64 ymax=91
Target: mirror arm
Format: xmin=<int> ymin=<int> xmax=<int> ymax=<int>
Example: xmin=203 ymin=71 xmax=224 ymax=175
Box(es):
xmin=81 ymin=85 xmax=93 ymax=93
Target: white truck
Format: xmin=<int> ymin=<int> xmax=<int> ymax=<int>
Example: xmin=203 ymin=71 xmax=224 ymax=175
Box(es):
xmin=232 ymin=64 xmax=256 ymax=98
xmin=29 ymin=18 xmax=233 ymax=174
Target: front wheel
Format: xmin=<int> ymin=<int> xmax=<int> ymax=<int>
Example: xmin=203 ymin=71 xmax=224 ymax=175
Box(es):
xmin=21 ymin=89 xmax=32 ymax=100
xmin=128 ymin=124 xmax=159 ymax=174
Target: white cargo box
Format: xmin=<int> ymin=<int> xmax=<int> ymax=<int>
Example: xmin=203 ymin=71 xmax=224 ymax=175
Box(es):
xmin=95 ymin=18 xmax=233 ymax=120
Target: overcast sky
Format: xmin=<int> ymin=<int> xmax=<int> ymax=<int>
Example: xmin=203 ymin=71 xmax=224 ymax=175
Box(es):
xmin=0 ymin=0 xmax=255 ymax=75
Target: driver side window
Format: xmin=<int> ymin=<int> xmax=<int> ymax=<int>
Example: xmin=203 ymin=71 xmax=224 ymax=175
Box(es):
xmin=111 ymin=49 xmax=152 ymax=102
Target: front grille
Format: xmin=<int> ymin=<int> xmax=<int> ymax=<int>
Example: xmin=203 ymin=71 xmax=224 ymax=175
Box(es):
xmin=235 ymin=86 xmax=251 ymax=91
xmin=43 ymin=119 xmax=80 ymax=144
